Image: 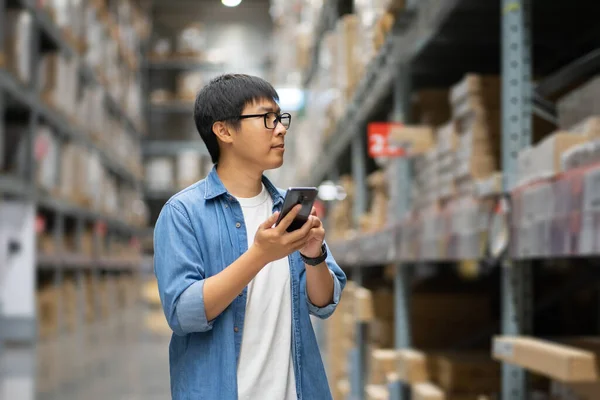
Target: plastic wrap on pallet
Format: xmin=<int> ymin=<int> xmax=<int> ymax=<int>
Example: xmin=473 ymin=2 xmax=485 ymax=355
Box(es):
xmin=511 ymin=162 xmax=600 ymax=258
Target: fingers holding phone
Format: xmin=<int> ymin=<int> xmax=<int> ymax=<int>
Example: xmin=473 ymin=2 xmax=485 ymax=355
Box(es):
xmin=253 ymin=205 xmax=306 ymax=264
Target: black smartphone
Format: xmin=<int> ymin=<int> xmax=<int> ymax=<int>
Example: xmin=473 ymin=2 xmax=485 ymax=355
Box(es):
xmin=275 ymin=187 xmax=319 ymax=232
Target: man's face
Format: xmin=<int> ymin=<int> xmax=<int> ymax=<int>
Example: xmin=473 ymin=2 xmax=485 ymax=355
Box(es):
xmin=229 ymin=98 xmax=287 ymax=171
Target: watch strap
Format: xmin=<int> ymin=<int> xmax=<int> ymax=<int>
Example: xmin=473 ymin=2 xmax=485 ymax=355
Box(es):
xmin=300 ymin=243 xmax=327 ymax=266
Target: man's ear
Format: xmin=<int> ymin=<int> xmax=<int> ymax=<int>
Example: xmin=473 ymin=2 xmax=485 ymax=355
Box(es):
xmin=212 ymin=121 xmax=234 ymax=144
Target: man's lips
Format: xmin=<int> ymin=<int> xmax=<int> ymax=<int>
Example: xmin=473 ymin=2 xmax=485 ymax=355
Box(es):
xmin=271 ymin=144 xmax=285 ymax=149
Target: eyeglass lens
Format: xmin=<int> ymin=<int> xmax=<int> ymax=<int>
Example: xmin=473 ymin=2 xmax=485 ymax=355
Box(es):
xmin=265 ymin=112 xmax=291 ymax=129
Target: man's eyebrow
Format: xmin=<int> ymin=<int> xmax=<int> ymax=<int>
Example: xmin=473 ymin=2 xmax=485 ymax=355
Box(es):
xmin=259 ymin=105 xmax=281 ymax=113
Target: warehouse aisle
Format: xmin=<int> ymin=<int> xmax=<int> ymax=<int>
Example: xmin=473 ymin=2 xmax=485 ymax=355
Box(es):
xmin=33 ymin=307 xmax=172 ymax=400
xmin=45 ymin=307 xmax=170 ymax=400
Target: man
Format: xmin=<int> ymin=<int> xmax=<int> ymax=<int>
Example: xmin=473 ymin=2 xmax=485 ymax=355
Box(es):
xmin=154 ymin=74 xmax=346 ymax=400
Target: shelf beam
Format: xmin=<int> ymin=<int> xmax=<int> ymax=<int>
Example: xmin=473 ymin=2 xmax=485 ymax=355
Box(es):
xmin=143 ymin=140 xmax=208 ymax=157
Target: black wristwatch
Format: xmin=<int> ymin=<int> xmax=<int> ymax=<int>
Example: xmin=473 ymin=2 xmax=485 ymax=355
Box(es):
xmin=300 ymin=243 xmax=328 ymax=266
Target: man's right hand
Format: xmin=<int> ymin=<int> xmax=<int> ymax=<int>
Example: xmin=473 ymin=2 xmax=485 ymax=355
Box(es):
xmin=252 ymin=205 xmax=315 ymax=265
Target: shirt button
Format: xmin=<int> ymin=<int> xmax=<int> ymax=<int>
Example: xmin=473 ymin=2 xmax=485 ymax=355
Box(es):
xmin=234 ymin=327 xmax=239 ymax=333
xmin=238 ymin=292 xmax=243 ymax=297
xmin=235 ymin=222 xmax=241 ymax=228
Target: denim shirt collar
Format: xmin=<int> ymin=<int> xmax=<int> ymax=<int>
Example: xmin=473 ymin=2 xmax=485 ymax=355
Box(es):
xmin=204 ymin=165 xmax=284 ymax=207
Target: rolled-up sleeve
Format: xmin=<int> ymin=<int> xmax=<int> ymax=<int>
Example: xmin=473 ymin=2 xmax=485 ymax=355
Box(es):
xmin=306 ymin=241 xmax=346 ymax=319
xmin=154 ymin=202 xmax=213 ymax=336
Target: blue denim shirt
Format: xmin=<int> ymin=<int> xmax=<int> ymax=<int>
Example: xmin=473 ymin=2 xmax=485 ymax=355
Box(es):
xmin=153 ymin=167 xmax=347 ymax=400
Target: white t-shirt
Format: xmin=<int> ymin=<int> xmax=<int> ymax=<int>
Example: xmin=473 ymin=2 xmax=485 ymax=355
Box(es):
xmin=236 ymin=184 xmax=297 ymax=400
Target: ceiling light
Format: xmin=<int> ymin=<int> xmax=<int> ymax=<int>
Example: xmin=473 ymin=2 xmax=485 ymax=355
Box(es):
xmin=222 ymin=0 xmax=241 ymax=7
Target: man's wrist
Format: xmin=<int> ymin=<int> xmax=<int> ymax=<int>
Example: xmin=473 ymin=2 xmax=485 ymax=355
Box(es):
xmin=247 ymin=245 xmax=270 ymax=269
xmin=301 ymin=243 xmax=327 ymax=266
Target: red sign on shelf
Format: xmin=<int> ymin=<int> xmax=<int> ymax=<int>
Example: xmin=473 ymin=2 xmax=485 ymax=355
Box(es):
xmin=367 ymin=122 xmax=406 ymax=158
xmin=95 ymin=221 xmax=108 ymax=237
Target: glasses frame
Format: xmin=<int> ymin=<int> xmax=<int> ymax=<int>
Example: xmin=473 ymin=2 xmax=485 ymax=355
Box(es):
xmin=223 ymin=112 xmax=292 ymax=130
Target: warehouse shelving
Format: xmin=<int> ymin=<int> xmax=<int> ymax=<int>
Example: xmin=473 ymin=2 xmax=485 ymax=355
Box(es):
xmin=303 ymin=0 xmax=466 ymax=188
xmin=142 ymin=140 xmax=207 ymax=157
xmin=10 ymin=0 xmax=145 ymax=140
xmin=304 ymin=0 xmax=600 ymax=399
xmin=0 ymin=1 xmax=149 ymax=398
xmin=149 ymin=101 xmax=195 ymax=114
xmin=0 ymin=68 xmax=140 ymax=186
xmin=147 ymin=58 xmax=225 ymax=71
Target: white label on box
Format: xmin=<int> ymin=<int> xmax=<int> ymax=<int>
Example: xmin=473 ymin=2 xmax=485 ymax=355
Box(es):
xmin=493 ymin=340 xmax=514 ymax=358
xmin=582 ymin=167 xmax=600 ymax=211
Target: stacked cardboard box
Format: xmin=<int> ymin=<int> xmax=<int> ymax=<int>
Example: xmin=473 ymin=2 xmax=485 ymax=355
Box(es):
xmin=408 ymin=352 xmax=499 ymax=400
xmin=412 ymin=146 xmax=440 ymax=209
xmin=516 ymin=131 xmax=588 ymax=186
xmin=37 ymin=284 xmax=59 ymax=340
xmin=334 ymin=15 xmax=361 ymax=104
xmin=557 ymin=76 xmax=600 ymax=129
xmin=368 ymin=289 xmax=492 ymax=350
xmin=354 ymin=1 xmax=398 ymax=79
xmin=412 ymin=89 xmax=452 ymax=127
xmin=436 ymin=121 xmax=458 ymax=200
xmin=329 ymin=175 xmax=356 ymax=241
xmin=4 ymin=10 xmax=33 ymax=83
xmin=360 ymin=171 xmax=390 ymax=233
xmin=62 ymin=277 xmax=78 ymax=333
xmin=449 ymin=74 xmax=501 ymax=194
xmin=325 ymin=282 xmax=357 ymax=400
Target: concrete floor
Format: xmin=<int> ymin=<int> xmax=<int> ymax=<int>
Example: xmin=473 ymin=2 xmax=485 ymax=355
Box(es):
xmin=1 ymin=307 xmax=172 ymax=400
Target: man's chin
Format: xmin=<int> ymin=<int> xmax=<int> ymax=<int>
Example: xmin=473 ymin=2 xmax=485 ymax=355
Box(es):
xmin=262 ymin=158 xmax=284 ymax=171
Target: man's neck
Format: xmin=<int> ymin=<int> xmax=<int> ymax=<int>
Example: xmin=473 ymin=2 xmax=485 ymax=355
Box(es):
xmin=216 ymin=160 xmax=264 ymax=198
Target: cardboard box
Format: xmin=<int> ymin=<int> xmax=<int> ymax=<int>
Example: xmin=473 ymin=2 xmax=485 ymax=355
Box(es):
xmin=177 ymin=71 xmax=203 ymax=101
xmin=412 ymin=383 xmax=444 ymax=400
xmin=397 ymin=349 xmax=430 ymax=384
xmin=432 ymin=352 xmax=501 ymax=393
xmin=535 ymin=132 xmax=588 ymax=179
xmin=455 ymin=155 xmax=497 ymax=180
xmin=493 ymin=336 xmax=599 ymax=382
xmin=355 ymin=287 xmax=375 ymax=322
xmin=450 ymin=74 xmax=501 ymax=106
xmin=412 ymin=89 xmax=451 ymax=126
xmin=336 ymin=15 xmax=360 ymax=91
xmin=558 ymin=76 xmax=600 ymax=129
xmin=389 ymin=125 xmax=436 ymax=156
xmin=366 ymin=384 xmax=389 ymax=400
xmin=145 ymin=157 xmax=175 ymax=191
xmin=437 ymin=121 xmax=458 ymax=154
xmin=37 ymin=285 xmax=59 ymax=340
xmin=369 ymin=349 xmax=399 ymax=385
xmin=34 ymin=126 xmax=59 ymax=193
xmin=176 ymin=151 xmax=203 ymax=189
xmin=569 ymin=116 xmax=600 ymax=139
xmin=5 ymin=10 xmax=33 ymax=83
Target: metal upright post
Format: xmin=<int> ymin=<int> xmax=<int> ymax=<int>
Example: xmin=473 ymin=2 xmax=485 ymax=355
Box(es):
xmin=74 ymin=217 xmax=86 ymax=375
xmin=53 ymin=215 xmax=65 ymax=336
xmin=0 ymin=0 xmax=5 ymax=369
xmin=351 ymin=132 xmax=367 ymax=400
xmin=389 ymin=64 xmax=413 ymax=400
xmin=24 ymin=17 xmax=40 ymax=186
xmin=501 ymin=1 xmax=533 ymax=399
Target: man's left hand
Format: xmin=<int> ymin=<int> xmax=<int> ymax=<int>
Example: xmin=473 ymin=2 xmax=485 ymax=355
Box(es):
xmin=300 ymin=207 xmax=326 ymax=259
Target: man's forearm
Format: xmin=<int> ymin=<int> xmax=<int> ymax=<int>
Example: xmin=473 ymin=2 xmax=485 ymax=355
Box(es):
xmin=305 ymin=262 xmax=334 ymax=307
xmin=203 ymin=246 xmax=267 ymax=321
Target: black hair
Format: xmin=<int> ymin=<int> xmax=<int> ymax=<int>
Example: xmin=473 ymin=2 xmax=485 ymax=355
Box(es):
xmin=193 ymin=74 xmax=280 ymax=164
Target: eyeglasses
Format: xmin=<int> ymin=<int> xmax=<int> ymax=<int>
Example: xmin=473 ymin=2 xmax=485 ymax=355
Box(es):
xmin=225 ymin=112 xmax=292 ymax=130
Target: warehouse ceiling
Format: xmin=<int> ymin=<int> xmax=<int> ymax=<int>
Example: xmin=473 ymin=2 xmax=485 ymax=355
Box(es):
xmin=150 ymin=0 xmax=273 ymax=74
xmin=151 ymin=0 xmax=272 ymax=34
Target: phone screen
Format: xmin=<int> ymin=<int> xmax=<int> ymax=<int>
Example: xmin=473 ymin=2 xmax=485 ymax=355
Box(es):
xmin=276 ymin=188 xmax=318 ymax=232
